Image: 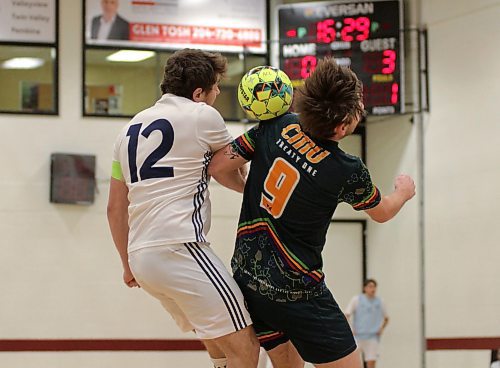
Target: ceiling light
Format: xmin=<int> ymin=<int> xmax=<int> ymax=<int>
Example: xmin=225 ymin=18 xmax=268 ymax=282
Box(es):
xmin=106 ymin=50 xmax=155 ymax=62
xmin=1 ymin=57 xmax=45 ymax=69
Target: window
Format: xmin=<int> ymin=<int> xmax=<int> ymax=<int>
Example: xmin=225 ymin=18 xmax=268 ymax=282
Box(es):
xmin=84 ymin=49 xmax=267 ymax=120
xmin=0 ymin=46 xmax=57 ymax=114
xmin=84 ymin=48 xmax=159 ymax=116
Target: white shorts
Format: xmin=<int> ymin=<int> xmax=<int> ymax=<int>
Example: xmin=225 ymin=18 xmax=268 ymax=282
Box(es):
xmin=357 ymin=338 xmax=380 ymax=361
xmin=129 ymin=242 xmax=252 ymax=340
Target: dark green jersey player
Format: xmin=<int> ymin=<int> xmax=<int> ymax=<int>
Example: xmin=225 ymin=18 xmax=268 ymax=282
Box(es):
xmin=209 ymin=59 xmax=415 ymax=368
xmin=231 ymin=112 xmax=380 ymax=304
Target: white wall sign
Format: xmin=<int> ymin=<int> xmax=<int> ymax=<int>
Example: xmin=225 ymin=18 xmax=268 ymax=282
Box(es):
xmin=85 ymin=0 xmax=267 ymax=53
xmin=0 ymin=0 xmax=56 ymax=43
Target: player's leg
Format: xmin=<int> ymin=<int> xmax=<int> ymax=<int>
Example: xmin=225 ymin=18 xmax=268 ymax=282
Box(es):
xmin=312 ymin=349 xmax=362 ymax=368
xmin=266 ymin=340 xmax=305 ymax=368
xmin=179 ymin=242 xmax=259 ymax=366
xmin=358 ymin=338 xmax=379 ymax=368
xmin=145 ymin=286 xmax=232 ymax=367
xmin=210 ymin=325 xmax=260 ymax=368
xmin=255 ymin=287 xmax=357 ymax=367
xmin=202 ymin=339 xmax=228 ymax=368
xmin=129 ymin=243 xmax=259 ymax=366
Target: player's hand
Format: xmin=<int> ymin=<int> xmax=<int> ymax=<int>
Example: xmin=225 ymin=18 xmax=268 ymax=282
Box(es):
xmin=394 ymin=174 xmax=415 ymax=201
xmin=123 ymin=269 xmax=140 ymax=288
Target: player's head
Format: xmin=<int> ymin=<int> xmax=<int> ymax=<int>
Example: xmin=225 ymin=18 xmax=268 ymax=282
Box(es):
xmin=160 ymin=49 xmax=227 ymax=105
xmin=295 ymin=57 xmax=365 ymax=141
xmin=363 ymin=279 xmax=378 ymax=296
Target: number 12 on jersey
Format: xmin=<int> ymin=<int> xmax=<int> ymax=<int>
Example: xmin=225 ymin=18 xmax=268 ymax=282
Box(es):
xmin=260 ymin=158 xmax=300 ymax=218
xmin=126 ymin=119 xmax=175 ymax=183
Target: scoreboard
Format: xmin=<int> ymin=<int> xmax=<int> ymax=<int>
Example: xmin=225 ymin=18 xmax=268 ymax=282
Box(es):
xmin=278 ymin=0 xmax=404 ymax=115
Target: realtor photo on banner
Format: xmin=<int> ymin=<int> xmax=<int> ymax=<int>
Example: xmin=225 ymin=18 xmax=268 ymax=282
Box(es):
xmin=84 ymin=0 xmax=267 ymax=53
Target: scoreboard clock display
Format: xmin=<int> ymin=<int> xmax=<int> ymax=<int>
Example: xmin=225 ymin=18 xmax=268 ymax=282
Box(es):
xmin=278 ymin=0 xmax=404 ymax=115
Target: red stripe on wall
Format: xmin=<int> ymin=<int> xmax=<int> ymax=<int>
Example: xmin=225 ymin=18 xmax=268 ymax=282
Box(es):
xmin=427 ymin=337 xmax=500 ymax=350
xmin=0 ymin=339 xmax=205 ymax=352
xmin=3 ymin=337 xmax=499 ymax=352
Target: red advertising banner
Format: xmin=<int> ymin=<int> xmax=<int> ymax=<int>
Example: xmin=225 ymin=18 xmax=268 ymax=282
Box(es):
xmin=129 ymin=23 xmax=262 ymax=46
xmin=85 ymin=0 xmax=267 ymax=53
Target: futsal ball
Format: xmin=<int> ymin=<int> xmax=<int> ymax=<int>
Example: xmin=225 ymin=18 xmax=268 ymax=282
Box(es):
xmin=238 ymin=66 xmax=293 ymax=121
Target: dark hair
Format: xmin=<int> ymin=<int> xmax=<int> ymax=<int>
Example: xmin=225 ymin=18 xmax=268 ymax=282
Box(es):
xmin=294 ymin=58 xmax=364 ymax=140
xmin=363 ymin=279 xmax=377 ymax=288
xmin=160 ymin=49 xmax=227 ymax=99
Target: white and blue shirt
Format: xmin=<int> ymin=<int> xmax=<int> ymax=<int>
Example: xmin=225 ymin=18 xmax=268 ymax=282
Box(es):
xmin=112 ymin=94 xmax=232 ymax=253
xmin=345 ymin=294 xmax=388 ymax=340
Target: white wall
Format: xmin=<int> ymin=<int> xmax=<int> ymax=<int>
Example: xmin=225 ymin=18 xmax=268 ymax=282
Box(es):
xmin=420 ymin=0 xmax=500 ymax=366
xmin=351 ymin=1 xmax=500 ymax=367
xmin=422 ymin=0 xmax=500 ymax=337
xmin=363 ymin=1 xmax=500 ymax=368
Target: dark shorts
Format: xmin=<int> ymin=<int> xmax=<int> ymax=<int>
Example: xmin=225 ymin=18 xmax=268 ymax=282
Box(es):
xmin=240 ymin=285 xmax=357 ymax=364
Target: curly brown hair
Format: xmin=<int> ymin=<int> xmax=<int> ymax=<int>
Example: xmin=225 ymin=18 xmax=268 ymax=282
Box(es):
xmin=294 ymin=58 xmax=364 ymax=140
xmin=160 ymin=49 xmax=227 ymax=99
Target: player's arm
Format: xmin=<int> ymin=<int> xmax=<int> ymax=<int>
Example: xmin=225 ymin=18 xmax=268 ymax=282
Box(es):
xmin=364 ymin=175 xmax=415 ymax=223
xmin=106 ymin=166 xmax=139 ymax=288
xmin=377 ymin=302 xmax=389 ymax=335
xmin=208 ymin=126 xmax=258 ymax=191
xmin=209 ymin=144 xmax=248 ymax=193
xmin=378 ymin=316 xmax=389 ymax=335
xmin=344 ymin=296 xmax=358 ymax=334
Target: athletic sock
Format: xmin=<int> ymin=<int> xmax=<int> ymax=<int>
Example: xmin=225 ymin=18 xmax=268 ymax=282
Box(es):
xmin=210 ymin=357 xmax=227 ymax=368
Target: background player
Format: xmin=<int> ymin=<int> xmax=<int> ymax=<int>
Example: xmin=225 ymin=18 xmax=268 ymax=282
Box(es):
xmin=209 ymin=58 xmax=415 ymax=367
xmin=107 ymin=48 xmax=259 ymax=368
xmin=345 ymin=279 xmax=389 ymax=368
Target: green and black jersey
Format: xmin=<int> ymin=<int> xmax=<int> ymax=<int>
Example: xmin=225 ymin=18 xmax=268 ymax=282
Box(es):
xmin=231 ymin=113 xmax=381 ymax=303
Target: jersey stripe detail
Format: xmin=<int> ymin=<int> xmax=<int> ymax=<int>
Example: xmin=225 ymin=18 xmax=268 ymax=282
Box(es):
xmin=191 ymin=152 xmax=211 ymax=242
xmin=231 ymin=132 xmax=255 ymax=160
xmin=192 ymin=181 xmax=208 ymax=242
xmin=184 ymin=243 xmax=248 ymax=331
xmin=240 ymin=132 xmax=255 ymax=152
xmin=238 ymin=218 xmax=324 ymax=282
xmin=111 ymin=160 xmax=124 ymax=181
xmin=352 ymin=186 xmax=380 ymax=210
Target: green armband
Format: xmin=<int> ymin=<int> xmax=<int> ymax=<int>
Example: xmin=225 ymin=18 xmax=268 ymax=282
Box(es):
xmin=111 ymin=160 xmax=124 ymax=181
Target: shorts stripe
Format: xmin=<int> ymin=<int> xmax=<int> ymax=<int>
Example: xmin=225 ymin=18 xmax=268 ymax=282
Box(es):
xmin=184 ymin=243 xmax=247 ymax=331
xmin=189 ymin=243 xmax=248 ymax=330
xmin=257 ymin=331 xmax=284 ymax=343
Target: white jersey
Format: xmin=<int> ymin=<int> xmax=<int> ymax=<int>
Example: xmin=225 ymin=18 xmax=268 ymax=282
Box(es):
xmin=112 ymin=94 xmax=232 ymax=253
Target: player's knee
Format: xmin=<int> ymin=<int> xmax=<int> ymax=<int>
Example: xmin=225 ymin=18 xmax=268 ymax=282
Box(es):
xmin=224 ymin=327 xmax=260 ymax=361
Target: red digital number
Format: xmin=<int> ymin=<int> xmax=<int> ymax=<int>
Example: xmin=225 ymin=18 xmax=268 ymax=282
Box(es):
xmin=391 ymin=83 xmax=399 ymax=104
xmin=355 ymin=17 xmax=370 ymax=41
xmin=301 ymin=56 xmax=317 ymax=79
xmin=341 ymin=17 xmax=371 ymax=42
xmin=316 ymin=19 xmax=335 ymax=43
xmin=341 ymin=18 xmax=355 ymax=41
xmin=382 ymin=50 xmax=396 ymax=74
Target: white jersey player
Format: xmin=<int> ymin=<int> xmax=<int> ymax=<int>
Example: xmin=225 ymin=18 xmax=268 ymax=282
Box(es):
xmin=107 ymin=49 xmax=259 ymax=368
